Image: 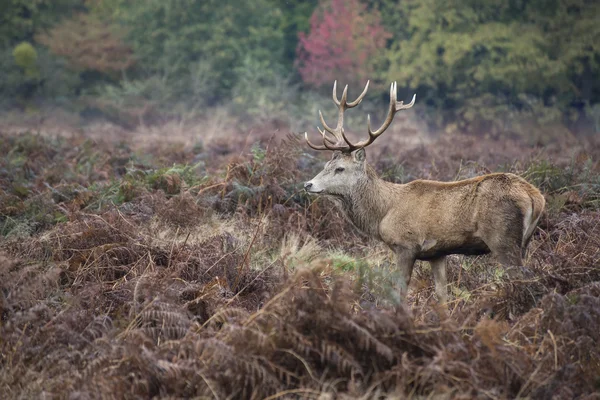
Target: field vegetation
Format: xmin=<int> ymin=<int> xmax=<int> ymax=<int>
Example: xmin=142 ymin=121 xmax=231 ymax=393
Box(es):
xmin=2 ymin=0 xmax=600 ymax=398
xmin=1 ymin=126 xmax=599 ymax=399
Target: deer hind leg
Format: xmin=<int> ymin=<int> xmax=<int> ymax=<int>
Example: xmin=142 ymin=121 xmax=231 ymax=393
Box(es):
xmin=430 ymin=256 xmax=448 ymax=305
xmin=394 ymin=249 xmax=416 ymax=302
xmin=491 ymin=239 xmax=523 ymax=267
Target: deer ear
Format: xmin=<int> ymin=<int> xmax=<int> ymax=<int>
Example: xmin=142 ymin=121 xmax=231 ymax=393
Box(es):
xmin=353 ymin=148 xmax=366 ymax=162
xmin=332 ymin=151 xmax=343 ymax=160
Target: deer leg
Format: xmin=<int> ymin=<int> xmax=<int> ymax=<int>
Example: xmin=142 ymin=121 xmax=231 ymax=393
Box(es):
xmin=488 ymin=236 xmax=523 ymax=267
xmin=488 ymin=240 xmax=532 ymax=280
xmin=430 ymin=256 xmax=448 ymax=305
xmin=481 ymin=203 xmax=525 ymax=267
xmin=496 ymin=249 xmax=523 ymax=267
xmin=395 ymin=250 xmax=416 ymax=302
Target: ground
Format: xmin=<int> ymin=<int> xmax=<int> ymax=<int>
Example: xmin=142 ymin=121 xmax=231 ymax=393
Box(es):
xmin=1 ymin=121 xmax=599 ymax=399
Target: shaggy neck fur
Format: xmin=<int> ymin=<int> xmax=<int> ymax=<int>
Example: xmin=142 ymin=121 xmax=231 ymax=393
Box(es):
xmin=332 ymin=164 xmax=395 ymax=239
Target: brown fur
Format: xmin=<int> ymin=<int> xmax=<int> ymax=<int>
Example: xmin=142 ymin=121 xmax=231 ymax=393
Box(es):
xmin=305 ymin=150 xmax=545 ymax=304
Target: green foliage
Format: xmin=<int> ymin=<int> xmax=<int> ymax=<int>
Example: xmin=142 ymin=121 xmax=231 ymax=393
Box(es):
xmin=93 ymin=57 xmax=222 ymax=125
xmin=0 ymin=0 xmax=83 ymax=46
xmin=585 ymin=103 xmax=600 ymax=133
xmin=115 ymin=0 xmax=286 ymax=102
xmin=0 ymin=48 xmax=32 ymax=103
xmin=230 ymin=57 xmax=296 ymax=124
xmin=12 ymin=42 xmax=37 ymax=71
xmin=92 ymin=74 xmax=174 ymax=127
xmin=0 ymin=45 xmax=81 ymax=106
xmin=0 ymin=194 xmax=65 ymax=237
xmin=383 ymin=0 xmax=600 ymax=135
xmin=269 ymin=0 xmax=319 ymax=72
xmin=524 ymin=157 xmax=600 ymax=213
xmin=1 ymin=42 xmax=41 ymax=104
xmin=0 ymin=0 xmax=598 ymax=134
xmin=329 ymin=253 xmax=364 ymax=272
xmin=85 ymin=0 xmax=126 ymax=18
xmin=35 ymin=47 xmax=82 ymax=102
xmin=114 ymin=163 xmax=206 ymax=203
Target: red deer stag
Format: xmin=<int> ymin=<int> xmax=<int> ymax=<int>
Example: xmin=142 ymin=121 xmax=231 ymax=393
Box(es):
xmin=303 ymin=81 xmax=545 ymax=304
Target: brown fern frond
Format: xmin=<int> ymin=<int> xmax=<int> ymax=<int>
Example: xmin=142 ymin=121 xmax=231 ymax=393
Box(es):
xmin=139 ymin=326 xmax=189 ymax=341
xmin=262 ymin=359 xmax=300 ymax=387
xmin=236 ymin=356 xmax=283 ymax=397
xmin=208 ymin=307 xmax=250 ymax=327
xmin=140 ymin=310 xmax=191 ymax=327
xmin=193 ymin=337 xmax=237 ymax=362
xmin=320 ymin=340 xmax=363 ymax=378
xmin=279 ymin=328 xmax=316 ymax=358
xmin=149 ymin=301 xmax=181 ymax=311
xmin=80 ymin=355 xmax=114 ymax=381
xmin=82 ymin=315 xmax=113 ymax=342
xmin=221 ymin=324 xmax=274 ymax=353
xmin=474 ymin=317 xmax=509 ymax=356
xmin=361 ymin=308 xmax=411 ymax=335
xmin=154 ymin=359 xmax=194 ymax=381
xmin=338 ymin=318 xmax=394 ymax=363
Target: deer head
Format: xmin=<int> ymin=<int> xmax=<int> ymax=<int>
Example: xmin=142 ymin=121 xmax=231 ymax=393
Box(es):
xmin=304 ymin=81 xmax=416 ymax=196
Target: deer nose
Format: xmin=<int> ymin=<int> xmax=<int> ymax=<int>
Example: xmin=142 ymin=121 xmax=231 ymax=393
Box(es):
xmin=304 ymin=182 xmax=313 ymax=190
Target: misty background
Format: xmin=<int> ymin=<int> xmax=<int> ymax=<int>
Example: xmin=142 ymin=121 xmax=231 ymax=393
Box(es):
xmin=1 ymin=0 xmax=599 ymax=141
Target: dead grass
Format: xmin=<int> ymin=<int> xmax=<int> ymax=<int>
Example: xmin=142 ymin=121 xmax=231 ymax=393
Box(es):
xmin=1 ymin=128 xmax=599 ymax=399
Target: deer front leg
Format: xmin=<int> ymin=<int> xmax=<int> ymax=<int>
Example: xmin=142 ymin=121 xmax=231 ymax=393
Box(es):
xmin=394 ymin=249 xmax=416 ymax=302
xmin=430 ymin=256 xmax=448 ymax=305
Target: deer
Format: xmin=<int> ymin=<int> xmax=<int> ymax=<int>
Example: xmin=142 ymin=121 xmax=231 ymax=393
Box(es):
xmin=303 ymin=81 xmax=545 ymax=305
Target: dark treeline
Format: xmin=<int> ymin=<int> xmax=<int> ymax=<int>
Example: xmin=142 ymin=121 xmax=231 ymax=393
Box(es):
xmin=1 ymin=0 xmax=599 ymax=136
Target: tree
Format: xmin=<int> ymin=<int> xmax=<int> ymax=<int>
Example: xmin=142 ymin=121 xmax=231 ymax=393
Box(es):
xmin=0 ymin=0 xmax=84 ymax=46
xmin=114 ymin=0 xmax=286 ymax=103
xmin=35 ymin=13 xmax=135 ymax=78
xmin=522 ymin=0 xmax=600 ymax=108
xmin=296 ymin=0 xmax=390 ymax=88
xmin=268 ymin=0 xmax=319 ymax=73
xmin=382 ymin=0 xmax=600 ymax=134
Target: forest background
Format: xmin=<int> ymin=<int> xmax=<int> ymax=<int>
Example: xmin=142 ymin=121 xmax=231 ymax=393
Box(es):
xmin=1 ymin=0 xmax=599 ymax=139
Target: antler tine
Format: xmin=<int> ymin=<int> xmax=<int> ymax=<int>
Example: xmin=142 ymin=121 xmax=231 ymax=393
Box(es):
xmin=397 ymin=93 xmax=417 ymax=110
xmin=332 ymin=80 xmax=340 ymax=106
xmin=306 ymin=125 xmax=349 ymax=152
xmin=319 ymin=80 xmax=355 ymax=147
xmin=367 ymin=82 xmax=416 ymax=137
xmin=332 ymin=80 xmax=351 ymax=106
xmin=334 ymin=81 xmax=371 ymax=149
xmin=318 ymin=110 xmax=339 ymax=139
xmin=326 ymin=82 xmax=349 ymax=146
xmin=304 ymin=132 xmax=328 ymax=150
xmin=346 ymin=80 xmax=370 ymax=108
xmin=317 ymin=126 xmax=337 ymax=145
xmin=319 ymin=128 xmax=354 ymax=151
xmin=344 ymin=82 xmax=415 ymax=150
xmin=365 ymin=82 xmax=397 ymax=137
xmin=340 ymin=84 xmax=349 ymax=105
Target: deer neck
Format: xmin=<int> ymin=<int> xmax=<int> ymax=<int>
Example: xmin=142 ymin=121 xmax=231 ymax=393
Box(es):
xmin=334 ymin=165 xmax=393 ymax=239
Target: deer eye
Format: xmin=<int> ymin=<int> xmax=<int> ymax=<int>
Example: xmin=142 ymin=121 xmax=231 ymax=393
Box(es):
xmin=335 ymin=167 xmax=345 ymax=173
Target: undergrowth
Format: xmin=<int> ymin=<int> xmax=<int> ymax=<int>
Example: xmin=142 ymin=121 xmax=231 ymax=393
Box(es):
xmin=0 ymin=131 xmax=599 ymax=399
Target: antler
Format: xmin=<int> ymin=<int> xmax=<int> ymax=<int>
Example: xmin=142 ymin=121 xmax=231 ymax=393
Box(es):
xmin=304 ymin=80 xmax=370 ymax=151
xmin=304 ymin=81 xmax=416 ymax=152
